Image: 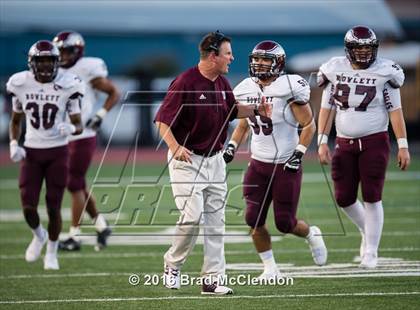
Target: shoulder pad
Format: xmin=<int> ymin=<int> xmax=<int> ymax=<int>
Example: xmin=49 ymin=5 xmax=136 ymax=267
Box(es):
xmin=54 ymin=72 xmax=84 ymax=89
xmin=78 ymin=57 xmax=104 ymax=66
xmin=319 ymin=57 xmax=348 ymax=82
xmin=80 ymin=57 xmax=108 ymax=79
xmin=284 ymin=74 xmax=311 ymax=104
xmin=269 ymin=74 xmax=310 ymax=103
xmin=370 ymin=58 xmax=405 ymax=88
xmin=233 ymin=78 xmax=257 ymax=98
xmin=7 ymin=71 xmax=29 ymax=88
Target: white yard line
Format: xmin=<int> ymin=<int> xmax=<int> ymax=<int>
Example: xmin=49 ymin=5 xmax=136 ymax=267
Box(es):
xmin=1 ymin=258 xmax=419 ymax=280
xmin=0 ymin=292 xmax=419 ymax=304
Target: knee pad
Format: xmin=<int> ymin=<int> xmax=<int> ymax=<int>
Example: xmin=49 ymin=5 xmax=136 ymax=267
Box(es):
xmin=274 ymin=213 xmax=296 ymax=234
xmin=245 ymin=208 xmax=265 ymax=228
xmin=67 ymin=175 xmax=86 ymax=192
xmin=336 ymin=194 xmax=357 ymax=208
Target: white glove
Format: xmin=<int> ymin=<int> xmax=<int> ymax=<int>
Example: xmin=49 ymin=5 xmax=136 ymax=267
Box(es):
xmin=57 ymin=123 xmax=76 ymax=137
xmin=9 ymin=140 xmax=26 ymax=162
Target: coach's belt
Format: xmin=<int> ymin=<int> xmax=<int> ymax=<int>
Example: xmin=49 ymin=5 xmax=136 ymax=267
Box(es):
xmin=192 ymin=150 xmax=221 ymax=157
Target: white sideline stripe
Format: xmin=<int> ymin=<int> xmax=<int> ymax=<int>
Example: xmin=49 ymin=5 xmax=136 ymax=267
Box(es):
xmin=1 ymin=171 xmax=419 ymax=189
xmin=2 ymin=259 xmax=419 ymax=279
xmin=1 ymin=247 xmax=420 ymax=260
xmin=0 ymin=291 xmax=419 ymax=304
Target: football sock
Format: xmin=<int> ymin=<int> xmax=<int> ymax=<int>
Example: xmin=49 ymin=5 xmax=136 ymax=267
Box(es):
xmin=46 ymin=240 xmax=58 ymax=255
xmin=69 ymin=226 xmax=81 ymax=241
xmin=94 ymin=214 xmax=108 ymax=232
xmin=32 ymin=224 xmax=45 ymax=240
xmin=341 ymin=200 xmax=365 ymax=233
xmin=258 ymin=249 xmax=277 ymax=273
xmin=364 ymin=201 xmax=384 ymax=255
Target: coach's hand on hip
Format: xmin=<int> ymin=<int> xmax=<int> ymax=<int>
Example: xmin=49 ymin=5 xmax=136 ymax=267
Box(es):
xmin=171 ymin=144 xmax=193 ymax=163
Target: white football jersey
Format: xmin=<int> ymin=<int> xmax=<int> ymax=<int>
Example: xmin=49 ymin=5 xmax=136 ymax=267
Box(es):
xmin=234 ymin=75 xmax=310 ymax=164
xmin=6 ymin=70 xmax=84 ymax=149
xmin=59 ymin=57 xmax=108 ymax=140
xmin=318 ymin=56 xmax=404 ymax=138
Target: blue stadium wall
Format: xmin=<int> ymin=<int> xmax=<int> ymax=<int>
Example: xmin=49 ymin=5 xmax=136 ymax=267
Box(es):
xmin=0 ymin=31 xmax=344 ymax=79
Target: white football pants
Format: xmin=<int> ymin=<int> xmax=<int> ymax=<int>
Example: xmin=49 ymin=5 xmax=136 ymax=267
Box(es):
xmin=164 ymin=151 xmax=227 ymax=277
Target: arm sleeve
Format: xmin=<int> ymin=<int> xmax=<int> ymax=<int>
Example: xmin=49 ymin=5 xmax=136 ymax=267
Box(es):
xmin=6 ymin=78 xmax=23 ymax=113
xmin=287 ymin=77 xmax=310 ymax=105
xmin=320 ymin=82 xmax=337 ymax=110
xmin=154 ymin=77 xmax=185 ymax=126
xmin=66 ymin=92 xmax=82 ymax=115
xmin=383 ymin=83 xmax=402 ymax=112
xmin=387 ymin=62 xmax=405 ymax=89
xmin=88 ymin=59 xmax=108 ymax=81
xmin=317 ymin=70 xmax=329 ymax=88
xmin=67 ymin=79 xmax=85 ymax=115
xmin=11 ymin=95 xmax=23 ymax=113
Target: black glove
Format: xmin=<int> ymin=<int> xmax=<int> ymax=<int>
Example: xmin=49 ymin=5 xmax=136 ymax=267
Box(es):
xmin=223 ymin=143 xmax=236 ymax=163
xmin=284 ymin=150 xmax=304 ymax=172
xmin=86 ymin=114 xmax=103 ymax=130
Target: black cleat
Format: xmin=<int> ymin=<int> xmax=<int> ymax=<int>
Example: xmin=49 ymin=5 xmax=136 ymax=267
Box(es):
xmin=95 ymin=227 xmax=112 ymax=251
xmin=58 ymin=238 xmax=81 ymax=251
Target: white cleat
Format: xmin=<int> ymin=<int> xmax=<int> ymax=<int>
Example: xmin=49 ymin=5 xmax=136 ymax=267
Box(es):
xmin=201 ymin=282 xmax=233 ymax=295
xmin=25 ymin=229 xmax=48 ymax=263
xmin=256 ymin=269 xmax=283 ymax=281
xmin=43 ymin=253 xmax=60 ymax=270
xmin=255 ymin=270 xmax=284 ymax=285
xmin=359 ymin=252 xmax=377 ymax=269
xmin=306 ymin=226 xmax=328 ymax=266
xmin=163 ymin=264 xmax=180 ymax=289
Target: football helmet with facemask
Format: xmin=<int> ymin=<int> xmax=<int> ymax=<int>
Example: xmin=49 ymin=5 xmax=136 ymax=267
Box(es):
xmin=249 ymin=40 xmax=285 ymax=80
xmin=28 ymin=40 xmax=60 ymax=83
xmin=344 ymin=26 xmax=378 ymax=69
xmin=52 ymin=31 xmax=85 ymax=68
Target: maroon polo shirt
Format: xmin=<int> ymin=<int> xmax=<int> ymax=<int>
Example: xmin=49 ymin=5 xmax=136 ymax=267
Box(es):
xmin=155 ymin=66 xmax=238 ymax=154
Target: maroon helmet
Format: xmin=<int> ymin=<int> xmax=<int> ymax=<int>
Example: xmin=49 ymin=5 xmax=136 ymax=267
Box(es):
xmin=344 ymin=26 xmax=378 ymax=69
xmin=52 ymin=31 xmax=85 ymax=68
xmin=28 ymin=40 xmax=60 ymax=83
xmin=249 ymin=40 xmax=285 ymax=80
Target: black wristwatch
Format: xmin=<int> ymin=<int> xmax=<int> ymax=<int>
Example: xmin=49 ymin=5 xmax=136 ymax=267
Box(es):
xmin=254 ymin=104 xmax=260 ymax=116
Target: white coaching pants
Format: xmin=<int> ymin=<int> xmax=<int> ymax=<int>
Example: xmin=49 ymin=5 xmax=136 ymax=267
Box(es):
xmin=164 ymin=151 xmax=227 ymax=277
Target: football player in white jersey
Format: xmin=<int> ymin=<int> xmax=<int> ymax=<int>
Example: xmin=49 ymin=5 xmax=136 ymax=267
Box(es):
xmin=317 ymin=26 xmax=411 ymax=268
xmin=7 ymin=40 xmax=84 ymax=270
xmin=223 ymin=41 xmax=327 ymax=280
xmin=52 ymin=31 xmax=120 ymax=251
